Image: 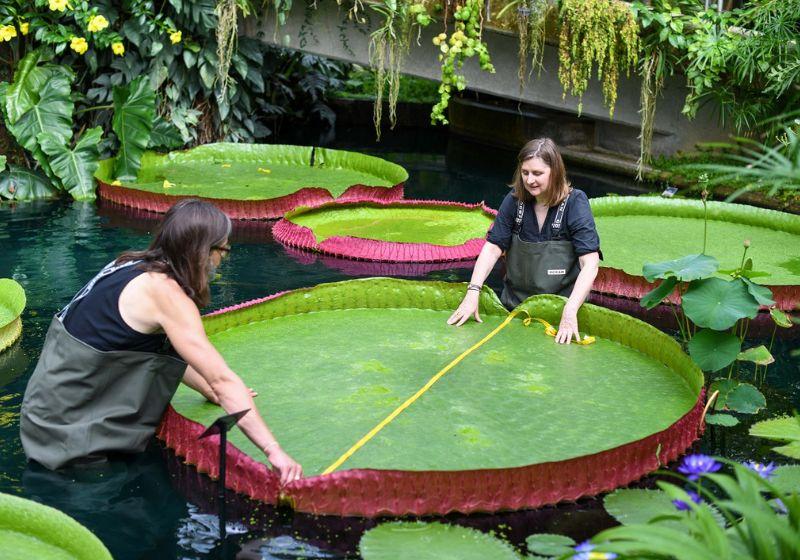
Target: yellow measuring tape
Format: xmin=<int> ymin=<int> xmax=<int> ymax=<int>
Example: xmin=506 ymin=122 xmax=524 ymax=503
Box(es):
xmin=321 ymin=310 xmax=594 ymax=475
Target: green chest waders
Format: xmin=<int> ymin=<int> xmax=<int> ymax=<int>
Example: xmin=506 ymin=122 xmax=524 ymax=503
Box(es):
xmin=500 ymin=195 xmax=581 ymax=309
xmin=20 ymin=261 xmax=187 ymax=470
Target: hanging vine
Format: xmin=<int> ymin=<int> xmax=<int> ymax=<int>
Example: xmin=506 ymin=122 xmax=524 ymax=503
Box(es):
xmin=497 ymin=0 xmax=549 ymax=89
xmin=430 ymin=0 xmax=495 ymax=125
xmin=216 ymin=0 xmax=238 ymax=98
xmin=557 ymin=0 xmax=640 ymax=117
xmin=369 ymin=0 xmax=433 ymax=139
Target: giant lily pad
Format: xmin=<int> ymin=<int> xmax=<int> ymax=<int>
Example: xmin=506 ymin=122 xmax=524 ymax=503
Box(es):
xmin=273 ymin=201 xmax=496 ymax=262
xmin=591 ymin=197 xmax=800 ymax=310
xmin=359 ymin=522 xmax=521 ymax=560
xmin=95 ymin=143 xmax=408 ymax=219
xmin=0 ymin=492 xmax=112 ymax=560
xmin=161 ymin=278 xmax=704 ymax=516
xmin=0 ymin=278 xmax=26 ymax=353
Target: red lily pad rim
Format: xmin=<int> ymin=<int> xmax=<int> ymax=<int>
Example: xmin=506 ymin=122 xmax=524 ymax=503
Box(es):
xmin=272 ymin=199 xmax=497 ymax=262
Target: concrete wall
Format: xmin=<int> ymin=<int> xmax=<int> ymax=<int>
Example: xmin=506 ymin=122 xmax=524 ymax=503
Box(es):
xmin=242 ymin=2 xmax=729 ymax=155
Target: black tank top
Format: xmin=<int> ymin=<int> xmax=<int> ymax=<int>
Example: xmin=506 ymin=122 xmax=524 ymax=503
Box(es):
xmin=63 ymin=265 xmax=168 ymax=353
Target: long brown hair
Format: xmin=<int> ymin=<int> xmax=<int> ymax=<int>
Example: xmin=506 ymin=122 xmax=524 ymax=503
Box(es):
xmin=509 ymin=138 xmax=571 ymax=207
xmin=117 ymin=199 xmax=231 ymax=308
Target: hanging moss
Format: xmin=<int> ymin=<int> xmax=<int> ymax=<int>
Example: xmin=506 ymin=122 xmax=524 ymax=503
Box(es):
xmin=557 ymin=0 xmax=640 ymax=117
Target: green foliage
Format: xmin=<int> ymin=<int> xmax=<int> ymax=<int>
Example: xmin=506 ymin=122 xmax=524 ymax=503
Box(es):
xmin=595 ymin=461 xmax=800 ymax=560
xmin=603 ymin=488 xmax=725 ymax=532
xmin=0 ymin=278 xmax=26 ymax=329
xmin=682 ymin=277 xmax=760 ymax=331
xmin=524 ymin=533 xmax=576 ymax=557
xmin=335 ymin=68 xmax=439 ymax=104
xmin=111 ymin=76 xmax=155 ymax=180
xmin=557 ymin=0 xmax=640 ymax=117
xmin=643 ymin=254 xmax=719 ymax=283
xmin=687 ymin=329 xmax=741 ymax=372
xmin=430 ymin=0 xmax=494 ymax=125
xmin=359 ymin=522 xmax=522 ymax=560
xmin=0 ymin=166 xmax=58 ymax=200
xmin=38 ymin=127 xmax=103 ymax=200
xmin=750 ymin=415 xmax=800 ymax=460
xmin=705 ymin=413 xmax=739 ymax=427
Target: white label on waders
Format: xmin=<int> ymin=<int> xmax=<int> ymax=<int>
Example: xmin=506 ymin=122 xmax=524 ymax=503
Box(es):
xmin=547 ymin=269 xmax=566 ymax=276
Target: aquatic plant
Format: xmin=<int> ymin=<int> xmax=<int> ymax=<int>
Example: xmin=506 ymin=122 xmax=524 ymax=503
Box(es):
xmin=750 ymin=415 xmax=800 ymax=460
xmin=677 ymin=454 xmax=721 ymax=481
xmin=593 ymin=460 xmax=800 ymax=560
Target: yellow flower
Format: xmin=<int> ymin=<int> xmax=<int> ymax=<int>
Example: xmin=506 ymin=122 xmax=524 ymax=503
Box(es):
xmin=19 ymin=22 xmax=29 ymax=35
xmin=87 ymin=15 xmax=109 ymax=33
xmin=257 ymin=167 xmax=271 ymax=174
xmin=0 ymin=25 xmax=17 ymax=42
xmin=163 ymin=180 xmax=174 ymax=189
xmin=111 ymin=42 xmax=125 ymax=56
xmin=221 ymin=163 xmax=231 ymax=168
xmin=111 ymin=180 xmax=122 ymax=186
xmin=49 ymin=0 xmax=69 ymax=12
xmin=70 ymin=36 xmax=88 ymax=55
xmin=169 ymin=30 xmax=182 ymax=44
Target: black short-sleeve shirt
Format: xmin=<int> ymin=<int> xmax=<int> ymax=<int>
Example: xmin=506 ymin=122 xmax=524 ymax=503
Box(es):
xmin=486 ymin=188 xmax=602 ymax=258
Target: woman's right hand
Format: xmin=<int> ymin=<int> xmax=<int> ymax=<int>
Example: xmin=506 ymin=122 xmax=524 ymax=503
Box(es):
xmin=447 ymin=290 xmax=482 ymax=326
xmin=267 ymin=445 xmax=303 ymax=485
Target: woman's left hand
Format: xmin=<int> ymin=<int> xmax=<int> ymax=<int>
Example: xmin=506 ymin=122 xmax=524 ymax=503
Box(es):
xmin=556 ymin=307 xmax=581 ymax=344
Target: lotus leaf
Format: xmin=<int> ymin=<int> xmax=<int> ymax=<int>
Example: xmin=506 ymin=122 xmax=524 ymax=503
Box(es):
xmin=169 ymin=279 xmax=702 ymax=477
xmin=741 ymin=277 xmax=775 ymax=306
xmin=725 ymin=383 xmax=766 ymax=414
xmin=770 ymin=308 xmax=792 ymax=328
xmin=359 ymin=522 xmax=521 ymax=560
xmin=687 ymin=329 xmax=741 ymax=372
xmin=640 ymin=276 xmax=679 ymax=309
xmin=0 ymin=492 xmax=112 ymax=560
xmin=736 ymin=345 xmax=774 ymax=366
xmin=750 ymin=416 xmax=800 ymax=460
xmin=592 ymin=197 xmax=800 ymax=286
xmin=705 ymin=413 xmax=739 ymax=427
xmin=525 ymin=533 xmax=576 ymax=556
xmin=96 ymin=143 xmax=407 ymax=200
xmin=642 ymin=254 xmax=719 ymax=282
xmin=287 ymin=204 xmax=494 ymax=245
xmin=682 ymin=278 xmax=760 ymax=330
xmin=604 ymin=488 xmax=725 ymax=531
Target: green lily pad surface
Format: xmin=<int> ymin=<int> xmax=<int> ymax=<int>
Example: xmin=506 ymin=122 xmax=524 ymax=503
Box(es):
xmin=0 ymin=492 xmax=112 ymax=560
xmin=287 ymin=204 xmax=494 ymax=245
xmin=592 ymin=197 xmax=800 ymax=285
xmin=170 ymin=279 xmax=701 ymax=476
xmin=95 ymin=143 xmax=408 ymax=200
xmin=359 ymin=522 xmax=522 ymax=560
xmin=0 ymin=278 xmax=26 ymax=352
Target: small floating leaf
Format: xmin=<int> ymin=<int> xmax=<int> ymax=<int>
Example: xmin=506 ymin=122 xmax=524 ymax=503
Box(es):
xmin=705 ymin=413 xmax=739 ymax=427
xmin=525 ymin=533 xmax=575 ymax=556
xmin=736 ymin=345 xmax=774 ymax=366
xmin=725 ymin=383 xmax=766 ymax=414
xmin=770 ymin=308 xmax=792 ymax=328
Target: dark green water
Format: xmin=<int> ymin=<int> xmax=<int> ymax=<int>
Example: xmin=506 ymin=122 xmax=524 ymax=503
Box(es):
xmin=0 ymin=132 xmax=797 ymax=559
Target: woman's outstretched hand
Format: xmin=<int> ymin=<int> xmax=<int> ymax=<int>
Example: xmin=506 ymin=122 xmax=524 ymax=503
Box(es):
xmin=556 ymin=306 xmax=581 ymax=344
xmin=267 ymin=445 xmax=303 ymax=485
xmin=447 ymin=291 xmax=482 ymax=326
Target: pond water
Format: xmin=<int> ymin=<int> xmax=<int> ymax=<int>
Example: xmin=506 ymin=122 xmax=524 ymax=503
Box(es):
xmin=0 ymin=129 xmax=797 ymax=559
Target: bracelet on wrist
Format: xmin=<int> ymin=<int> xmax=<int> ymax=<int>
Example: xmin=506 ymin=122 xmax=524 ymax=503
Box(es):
xmin=263 ymin=441 xmax=280 ymax=454
xmin=467 ymin=283 xmax=482 ymax=292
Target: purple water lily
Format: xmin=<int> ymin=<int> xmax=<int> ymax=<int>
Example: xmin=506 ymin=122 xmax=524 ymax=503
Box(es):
xmin=672 ymin=490 xmax=702 ymax=511
xmin=678 ymin=454 xmax=721 ymax=481
xmin=743 ymin=461 xmax=777 ymax=480
xmin=573 ymin=541 xmax=617 ymax=560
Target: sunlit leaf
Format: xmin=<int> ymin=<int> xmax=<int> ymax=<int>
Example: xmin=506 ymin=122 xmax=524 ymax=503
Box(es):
xmin=736 ymin=345 xmax=774 ymax=366
xmin=688 ymin=329 xmax=741 ymax=371
xmin=641 ymin=276 xmax=678 ymax=309
xmin=642 ymin=254 xmax=719 ymax=282
xmin=726 ymin=383 xmax=766 ymax=414
xmin=682 ymin=278 xmax=760 ymax=330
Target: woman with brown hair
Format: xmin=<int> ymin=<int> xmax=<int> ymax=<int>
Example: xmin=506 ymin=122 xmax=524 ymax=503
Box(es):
xmin=21 ymin=199 xmax=302 ymax=483
xmin=448 ymin=138 xmax=601 ymax=343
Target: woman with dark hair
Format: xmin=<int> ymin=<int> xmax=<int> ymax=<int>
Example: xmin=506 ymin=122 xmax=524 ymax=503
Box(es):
xmin=20 ymin=199 xmax=302 ymax=483
xmin=448 ymin=138 xmax=601 ymax=343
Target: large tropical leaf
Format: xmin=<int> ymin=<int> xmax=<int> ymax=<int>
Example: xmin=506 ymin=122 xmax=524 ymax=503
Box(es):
xmin=359 ymin=522 xmax=522 ymax=560
xmin=5 ymin=67 xmax=73 ymax=178
xmin=112 ymin=76 xmax=156 ymax=180
xmin=0 ymin=165 xmax=59 ymax=201
xmin=148 ymin=117 xmax=184 ymax=150
xmin=37 ymin=128 xmax=102 ymax=201
xmin=681 ymin=277 xmax=760 ymax=330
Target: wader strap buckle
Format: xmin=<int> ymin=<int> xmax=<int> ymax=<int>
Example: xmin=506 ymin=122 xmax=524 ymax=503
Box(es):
xmin=514 ymin=193 xmax=570 ymax=236
xmin=57 ymin=259 xmax=141 ymax=320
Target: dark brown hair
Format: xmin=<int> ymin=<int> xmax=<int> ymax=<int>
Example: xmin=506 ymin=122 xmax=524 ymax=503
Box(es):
xmin=509 ymin=138 xmax=571 ymax=207
xmin=117 ymin=199 xmax=231 ymax=308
